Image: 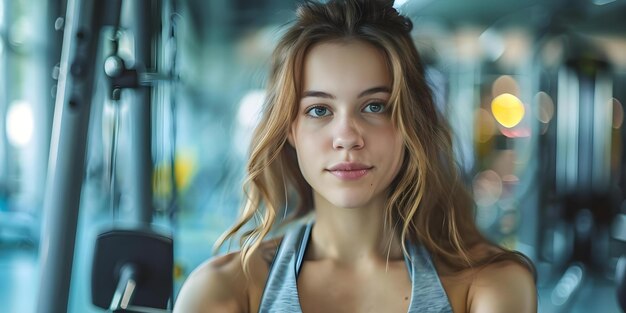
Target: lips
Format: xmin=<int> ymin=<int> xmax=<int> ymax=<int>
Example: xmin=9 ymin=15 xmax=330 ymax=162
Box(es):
xmin=327 ymin=162 xmax=373 ymax=180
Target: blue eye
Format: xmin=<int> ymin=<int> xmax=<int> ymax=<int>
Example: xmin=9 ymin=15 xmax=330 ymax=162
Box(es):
xmin=306 ymin=106 xmax=331 ymax=118
xmin=363 ymin=102 xmax=385 ymax=113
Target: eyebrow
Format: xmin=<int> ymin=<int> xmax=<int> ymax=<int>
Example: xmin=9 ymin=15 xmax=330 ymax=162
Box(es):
xmin=301 ymin=86 xmax=391 ymax=99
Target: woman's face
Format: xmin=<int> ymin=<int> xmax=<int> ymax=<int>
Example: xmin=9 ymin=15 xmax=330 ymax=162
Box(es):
xmin=289 ymin=40 xmax=404 ymax=209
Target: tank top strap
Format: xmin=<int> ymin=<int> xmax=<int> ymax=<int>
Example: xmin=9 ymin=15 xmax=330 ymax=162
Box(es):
xmin=294 ymin=222 xmax=313 ymax=276
xmin=257 ymin=223 xmax=310 ymax=313
xmin=405 ymin=243 xmax=454 ymax=313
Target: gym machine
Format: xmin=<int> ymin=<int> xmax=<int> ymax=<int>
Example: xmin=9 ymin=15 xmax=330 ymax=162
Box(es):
xmin=37 ymin=0 xmax=176 ymax=312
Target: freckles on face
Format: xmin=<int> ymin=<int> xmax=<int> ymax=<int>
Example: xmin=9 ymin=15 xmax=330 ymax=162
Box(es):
xmin=289 ymin=40 xmax=404 ymax=210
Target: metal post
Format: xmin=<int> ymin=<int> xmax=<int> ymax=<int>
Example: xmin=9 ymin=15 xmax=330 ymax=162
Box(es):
xmin=124 ymin=0 xmax=154 ymax=225
xmin=36 ymin=0 xmax=120 ymax=312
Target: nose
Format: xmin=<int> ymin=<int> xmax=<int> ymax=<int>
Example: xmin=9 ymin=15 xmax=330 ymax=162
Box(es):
xmin=332 ymin=116 xmax=364 ymax=150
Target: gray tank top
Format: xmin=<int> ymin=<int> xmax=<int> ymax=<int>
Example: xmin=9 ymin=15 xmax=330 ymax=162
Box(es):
xmin=258 ymin=222 xmax=453 ymax=312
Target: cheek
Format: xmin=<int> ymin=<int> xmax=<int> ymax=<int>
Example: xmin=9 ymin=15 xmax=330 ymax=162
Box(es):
xmin=291 ymin=126 xmax=322 ymax=174
xmin=381 ymin=130 xmax=405 ymax=176
xmin=392 ymin=140 xmax=405 ymax=171
xmin=377 ymin=126 xmax=403 ymax=151
xmin=293 ymin=121 xmax=332 ymax=152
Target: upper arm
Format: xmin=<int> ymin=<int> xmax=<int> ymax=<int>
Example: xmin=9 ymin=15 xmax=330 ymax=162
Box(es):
xmin=173 ymin=254 xmax=246 ymax=313
xmin=468 ymin=261 xmax=537 ymax=313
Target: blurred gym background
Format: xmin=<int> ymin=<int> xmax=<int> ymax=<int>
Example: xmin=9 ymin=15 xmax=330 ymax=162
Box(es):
xmin=0 ymin=0 xmax=625 ymax=312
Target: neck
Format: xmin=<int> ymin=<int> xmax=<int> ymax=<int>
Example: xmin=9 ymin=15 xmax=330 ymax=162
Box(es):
xmin=306 ymin=193 xmax=404 ymax=265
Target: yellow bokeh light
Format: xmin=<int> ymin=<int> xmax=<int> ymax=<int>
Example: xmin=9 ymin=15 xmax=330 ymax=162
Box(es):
xmin=153 ymin=150 xmax=197 ymax=197
xmin=491 ymin=93 xmax=525 ymax=128
xmin=174 ymin=153 xmax=196 ymax=191
xmin=475 ymin=108 xmax=496 ymax=143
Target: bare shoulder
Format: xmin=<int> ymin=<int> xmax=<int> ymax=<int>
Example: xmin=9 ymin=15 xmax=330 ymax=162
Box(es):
xmin=468 ymin=259 xmax=537 ymax=313
xmin=173 ymin=238 xmax=282 ymax=313
xmin=173 ymin=251 xmax=246 ymax=313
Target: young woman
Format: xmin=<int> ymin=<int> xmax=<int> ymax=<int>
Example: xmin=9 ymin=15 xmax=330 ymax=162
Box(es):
xmin=174 ymin=0 xmax=537 ymax=312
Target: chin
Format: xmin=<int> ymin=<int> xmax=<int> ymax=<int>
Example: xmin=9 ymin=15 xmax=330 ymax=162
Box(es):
xmin=329 ymin=200 xmax=368 ymax=209
xmin=312 ymin=187 xmax=386 ymax=210
xmin=326 ymin=192 xmax=377 ymax=209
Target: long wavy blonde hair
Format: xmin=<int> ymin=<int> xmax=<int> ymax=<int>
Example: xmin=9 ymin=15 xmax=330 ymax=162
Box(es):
xmin=217 ymin=0 xmax=534 ymax=277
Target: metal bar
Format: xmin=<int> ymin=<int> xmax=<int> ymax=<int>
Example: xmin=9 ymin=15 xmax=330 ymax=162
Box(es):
xmin=124 ymin=0 xmax=154 ymax=225
xmin=110 ymin=264 xmax=138 ymax=311
xmin=36 ymin=0 xmax=120 ymax=312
